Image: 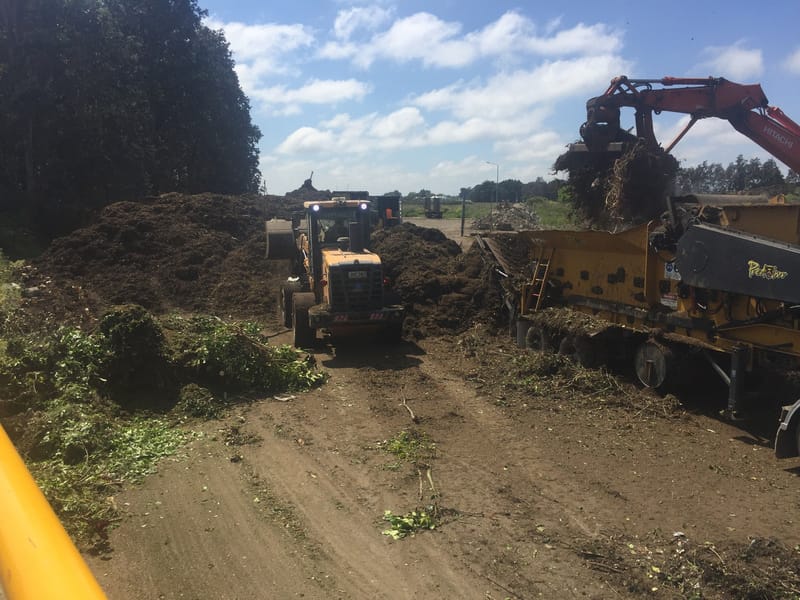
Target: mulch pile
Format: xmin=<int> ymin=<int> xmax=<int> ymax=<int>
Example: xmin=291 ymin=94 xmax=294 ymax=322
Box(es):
xmin=471 ymin=203 xmax=539 ymax=231
xmin=22 ymin=193 xmax=301 ymax=326
xmin=20 ymin=195 xmax=507 ymax=339
xmin=371 ymin=223 xmax=505 ymax=338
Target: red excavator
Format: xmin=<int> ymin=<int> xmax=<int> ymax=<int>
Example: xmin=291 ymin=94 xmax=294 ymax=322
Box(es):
xmin=561 ymin=75 xmax=800 ymax=173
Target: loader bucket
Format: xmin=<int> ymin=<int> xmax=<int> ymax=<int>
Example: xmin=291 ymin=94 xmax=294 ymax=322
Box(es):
xmin=266 ymin=219 xmax=296 ymax=259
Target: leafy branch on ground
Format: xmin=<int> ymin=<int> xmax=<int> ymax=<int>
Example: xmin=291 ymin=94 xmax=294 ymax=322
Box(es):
xmin=377 ymin=429 xmax=442 ymax=540
xmin=381 ymin=509 xmax=437 ymax=540
xmin=0 ymin=303 xmax=326 ymax=549
xmin=376 ymin=429 xmax=436 ymax=463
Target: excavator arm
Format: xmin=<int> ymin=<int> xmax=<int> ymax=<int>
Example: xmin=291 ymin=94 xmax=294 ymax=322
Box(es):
xmin=579 ymin=76 xmax=800 ymax=172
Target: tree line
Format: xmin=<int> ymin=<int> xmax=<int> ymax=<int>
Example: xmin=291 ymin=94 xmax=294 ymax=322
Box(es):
xmin=437 ymin=156 xmax=800 ymax=205
xmin=0 ymin=0 xmax=261 ymax=236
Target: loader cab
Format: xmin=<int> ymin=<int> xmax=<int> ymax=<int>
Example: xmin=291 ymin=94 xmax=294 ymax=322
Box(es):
xmin=303 ymin=198 xmax=373 ymax=299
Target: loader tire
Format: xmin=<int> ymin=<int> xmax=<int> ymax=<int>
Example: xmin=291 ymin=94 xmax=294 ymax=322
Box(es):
xmin=292 ymin=292 xmax=316 ymax=348
xmin=280 ymin=281 xmax=301 ymax=329
xmin=381 ymin=322 xmax=403 ymax=343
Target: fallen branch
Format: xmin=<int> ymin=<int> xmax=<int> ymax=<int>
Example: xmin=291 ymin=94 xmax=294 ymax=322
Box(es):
xmin=400 ymin=391 xmax=419 ymax=423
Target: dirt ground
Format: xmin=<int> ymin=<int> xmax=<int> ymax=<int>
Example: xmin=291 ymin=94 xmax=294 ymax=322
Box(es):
xmin=8 ymin=198 xmax=800 ymax=599
xmin=83 ymin=327 xmax=800 ymax=600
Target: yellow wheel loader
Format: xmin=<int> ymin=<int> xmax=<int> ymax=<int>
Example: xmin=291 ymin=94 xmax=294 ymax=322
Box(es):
xmin=267 ymin=198 xmax=404 ymax=347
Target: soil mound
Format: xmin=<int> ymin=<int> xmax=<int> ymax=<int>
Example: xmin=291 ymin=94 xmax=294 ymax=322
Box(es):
xmin=21 ymin=197 xmax=505 ymax=339
xmin=371 ymin=223 xmax=503 ymax=338
xmin=23 ymin=193 xmax=302 ymax=324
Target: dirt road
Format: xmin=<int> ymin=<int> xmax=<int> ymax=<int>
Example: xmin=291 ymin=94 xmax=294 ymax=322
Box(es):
xmin=85 ymin=324 xmax=800 ymax=599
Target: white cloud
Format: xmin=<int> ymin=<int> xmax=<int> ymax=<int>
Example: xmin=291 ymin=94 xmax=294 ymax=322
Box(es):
xmin=370 ymin=107 xmax=426 ymax=138
xmin=413 ymin=55 xmax=632 ymax=121
xmin=359 ymin=12 xmax=474 ymax=68
xmin=276 ymin=127 xmax=335 ymax=154
xmin=248 ymin=79 xmax=371 ymax=115
xmin=494 ymin=131 xmax=565 ymax=163
xmin=523 ymin=23 xmax=623 ymax=55
xmin=205 ymin=19 xmax=313 ymax=63
xmin=333 ymin=6 xmax=393 ymax=40
xmin=783 ymin=48 xmax=800 ymax=75
xmin=696 ymin=43 xmax=763 ymax=80
xmin=321 ymin=11 xmax=625 ymax=70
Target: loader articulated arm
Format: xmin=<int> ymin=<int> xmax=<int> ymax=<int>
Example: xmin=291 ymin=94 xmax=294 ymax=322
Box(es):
xmin=580 ymin=76 xmax=800 ymax=172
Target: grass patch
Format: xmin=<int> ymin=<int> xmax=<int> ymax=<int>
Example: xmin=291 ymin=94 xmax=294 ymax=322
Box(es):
xmin=378 ymin=429 xmax=436 ymax=463
xmin=527 ymin=197 xmax=575 ymax=228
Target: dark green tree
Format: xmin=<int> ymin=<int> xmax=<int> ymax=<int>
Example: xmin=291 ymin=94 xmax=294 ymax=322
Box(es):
xmin=0 ymin=0 xmax=261 ymax=237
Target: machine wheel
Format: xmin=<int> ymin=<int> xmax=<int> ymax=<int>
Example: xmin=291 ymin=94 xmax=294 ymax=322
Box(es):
xmin=634 ymin=340 xmax=673 ymax=388
xmin=382 ymin=322 xmax=403 ymax=343
xmin=558 ymin=335 xmax=597 ymax=368
xmin=292 ymin=292 xmax=316 ymax=348
xmin=525 ymin=325 xmax=551 ymax=353
xmin=280 ymin=281 xmax=301 ymax=329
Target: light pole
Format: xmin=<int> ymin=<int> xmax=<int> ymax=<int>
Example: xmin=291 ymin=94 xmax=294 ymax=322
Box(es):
xmin=485 ymin=161 xmax=499 ymax=206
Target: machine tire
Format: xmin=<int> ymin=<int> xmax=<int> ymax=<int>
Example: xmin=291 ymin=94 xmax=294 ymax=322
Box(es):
xmin=525 ymin=325 xmax=551 ymax=353
xmin=558 ymin=335 xmax=597 ymax=368
xmin=280 ymin=281 xmax=301 ymax=329
xmin=292 ymin=292 xmax=316 ymax=348
xmin=382 ymin=322 xmax=403 ymax=343
xmin=634 ymin=340 xmax=673 ymax=388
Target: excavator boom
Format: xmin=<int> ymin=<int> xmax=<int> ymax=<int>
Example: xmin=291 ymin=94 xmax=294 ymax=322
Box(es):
xmin=577 ymin=76 xmax=800 ymax=172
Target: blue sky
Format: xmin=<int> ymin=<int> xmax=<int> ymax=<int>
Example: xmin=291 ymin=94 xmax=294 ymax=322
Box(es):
xmin=198 ymin=0 xmax=800 ymax=196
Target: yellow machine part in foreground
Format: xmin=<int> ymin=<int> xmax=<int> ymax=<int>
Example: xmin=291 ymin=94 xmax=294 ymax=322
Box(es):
xmin=0 ymin=424 xmax=107 ymax=600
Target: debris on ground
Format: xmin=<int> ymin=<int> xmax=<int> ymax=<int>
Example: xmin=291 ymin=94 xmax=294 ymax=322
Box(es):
xmin=471 ymin=203 xmax=540 ymax=231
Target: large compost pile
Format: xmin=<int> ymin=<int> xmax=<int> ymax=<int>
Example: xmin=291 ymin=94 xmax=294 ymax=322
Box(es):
xmin=22 ymin=193 xmax=300 ymax=325
xmin=371 ymin=223 xmax=504 ymax=338
xmin=20 ymin=195 xmax=505 ymax=339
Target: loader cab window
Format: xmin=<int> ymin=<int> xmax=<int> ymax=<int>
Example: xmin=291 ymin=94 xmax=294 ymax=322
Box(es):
xmin=323 ymin=218 xmax=349 ymax=244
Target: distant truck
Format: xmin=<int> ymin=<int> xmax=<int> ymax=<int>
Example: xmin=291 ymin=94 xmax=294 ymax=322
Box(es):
xmin=424 ymin=196 xmax=443 ymax=219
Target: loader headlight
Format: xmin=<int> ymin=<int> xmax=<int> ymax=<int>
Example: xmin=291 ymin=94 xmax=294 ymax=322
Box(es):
xmin=312 ymin=204 xmax=320 ymax=212
xmin=360 ymin=203 xmax=368 ymax=211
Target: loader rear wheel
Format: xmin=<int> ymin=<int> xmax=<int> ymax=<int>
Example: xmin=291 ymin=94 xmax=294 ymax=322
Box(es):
xmin=292 ymin=293 xmax=316 ymax=348
xmin=634 ymin=340 xmax=672 ymax=388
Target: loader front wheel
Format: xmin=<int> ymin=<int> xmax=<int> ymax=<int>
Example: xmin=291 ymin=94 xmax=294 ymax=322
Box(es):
xmin=280 ymin=282 xmax=301 ymax=329
xmin=292 ymin=293 xmax=316 ymax=348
